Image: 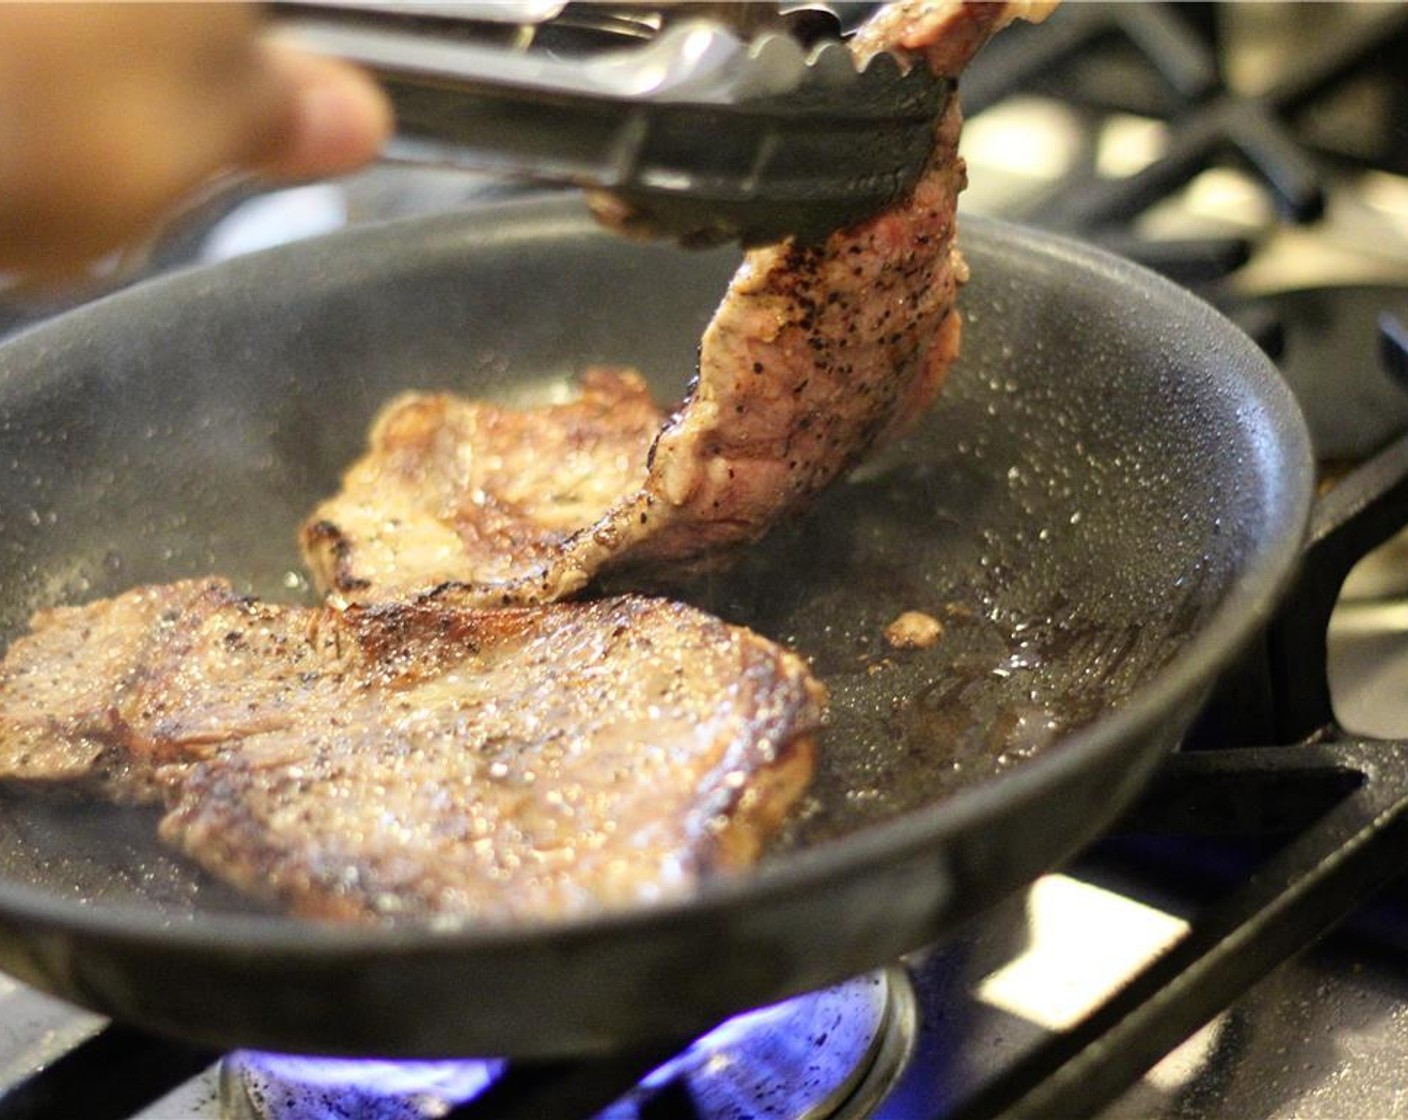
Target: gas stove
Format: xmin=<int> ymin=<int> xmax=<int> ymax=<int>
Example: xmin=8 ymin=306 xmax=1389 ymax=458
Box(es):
xmin=3 ymin=4 xmax=1408 ymax=1119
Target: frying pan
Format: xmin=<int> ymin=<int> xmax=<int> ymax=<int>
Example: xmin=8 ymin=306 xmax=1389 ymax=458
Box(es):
xmin=0 ymin=197 xmax=1311 ymax=1058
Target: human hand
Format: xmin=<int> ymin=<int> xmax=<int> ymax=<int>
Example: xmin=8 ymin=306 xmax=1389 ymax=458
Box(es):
xmin=0 ymin=3 xmax=392 ymax=280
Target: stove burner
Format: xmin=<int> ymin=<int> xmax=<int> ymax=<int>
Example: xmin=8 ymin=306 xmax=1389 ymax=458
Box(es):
xmin=218 ymin=968 xmax=914 ymax=1120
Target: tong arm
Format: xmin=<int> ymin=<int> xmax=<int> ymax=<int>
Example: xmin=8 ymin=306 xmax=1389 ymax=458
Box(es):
xmin=274 ymin=4 xmax=949 ymax=246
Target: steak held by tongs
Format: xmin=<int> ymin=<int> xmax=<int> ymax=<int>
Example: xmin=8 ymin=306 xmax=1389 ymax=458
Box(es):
xmin=302 ymin=0 xmax=1054 ymax=606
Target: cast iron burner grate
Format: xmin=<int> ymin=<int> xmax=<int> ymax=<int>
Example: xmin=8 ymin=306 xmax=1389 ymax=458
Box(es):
xmin=964 ymin=1 xmax=1408 ymax=285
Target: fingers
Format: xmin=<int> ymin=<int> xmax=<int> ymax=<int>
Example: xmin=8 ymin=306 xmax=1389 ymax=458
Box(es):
xmin=254 ymin=43 xmax=394 ymax=183
xmin=0 ymin=4 xmax=392 ymax=279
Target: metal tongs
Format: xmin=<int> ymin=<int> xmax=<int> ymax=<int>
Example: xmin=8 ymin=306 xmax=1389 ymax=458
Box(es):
xmin=271 ymin=2 xmax=950 ymax=246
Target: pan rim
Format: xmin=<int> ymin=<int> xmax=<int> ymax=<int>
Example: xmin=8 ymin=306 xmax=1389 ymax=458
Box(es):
xmin=0 ymin=203 xmax=1314 ymax=961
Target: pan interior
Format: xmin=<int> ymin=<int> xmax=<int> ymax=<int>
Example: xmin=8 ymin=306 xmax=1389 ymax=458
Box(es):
xmin=0 ymin=204 xmax=1297 ymax=924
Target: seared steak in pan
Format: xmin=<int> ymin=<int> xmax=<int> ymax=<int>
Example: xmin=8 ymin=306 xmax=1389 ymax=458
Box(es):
xmin=304 ymin=367 xmax=665 ymax=601
xmin=0 ymin=580 xmax=823 ymax=924
xmin=302 ymin=0 xmax=1052 ymax=606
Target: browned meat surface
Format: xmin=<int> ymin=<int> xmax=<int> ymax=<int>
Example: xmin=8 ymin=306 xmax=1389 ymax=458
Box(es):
xmin=302 ymin=0 xmax=1049 ymax=607
xmin=597 ymin=1 xmax=1053 ymax=578
xmin=304 ymin=367 xmax=664 ymax=601
xmin=0 ymin=579 xmax=823 ymax=924
xmin=0 ymin=581 xmax=223 ymax=801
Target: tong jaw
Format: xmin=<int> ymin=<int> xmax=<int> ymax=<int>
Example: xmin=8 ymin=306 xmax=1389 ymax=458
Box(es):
xmin=278 ymin=4 xmax=950 ymax=246
xmin=581 ymin=28 xmax=950 ymax=246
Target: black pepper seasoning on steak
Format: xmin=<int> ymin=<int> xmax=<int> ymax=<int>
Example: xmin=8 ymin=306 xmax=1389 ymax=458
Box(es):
xmin=0 ymin=579 xmax=824 ymax=924
xmin=301 ymin=0 xmax=1052 ymax=606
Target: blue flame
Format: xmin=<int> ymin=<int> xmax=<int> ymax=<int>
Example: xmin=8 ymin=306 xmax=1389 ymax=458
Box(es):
xmin=602 ymin=973 xmax=891 ymax=1118
xmin=636 ymin=999 xmax=800 ymax=1091
xmin=225 ymin=972 xmax=892 ymax=1119
xmin=223 ymin=1052 xmax=504 ymax=1119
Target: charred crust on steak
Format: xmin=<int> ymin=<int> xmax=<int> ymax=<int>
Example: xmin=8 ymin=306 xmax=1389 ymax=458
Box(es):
xmin=0 ymin=579 xmax=825 ymax=925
